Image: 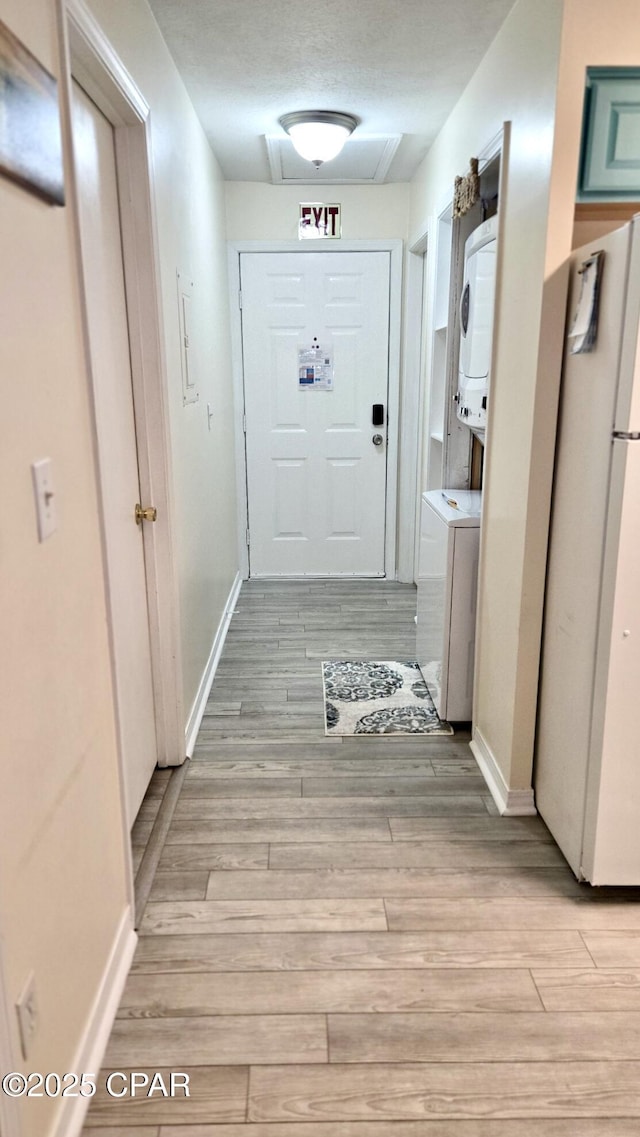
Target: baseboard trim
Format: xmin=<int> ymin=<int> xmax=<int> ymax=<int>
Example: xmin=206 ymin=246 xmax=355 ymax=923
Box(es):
xmin=50 ymin=907 xmax=137 ymax=1137
xmin=470 ymin=727 xmax=537 ymax=816
xmin=185 ymin=571 xmax=242 ymax=757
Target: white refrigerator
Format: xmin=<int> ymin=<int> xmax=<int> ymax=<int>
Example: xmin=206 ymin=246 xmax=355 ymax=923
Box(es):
xmin=536 ymin=217 xmax=640 ymax=885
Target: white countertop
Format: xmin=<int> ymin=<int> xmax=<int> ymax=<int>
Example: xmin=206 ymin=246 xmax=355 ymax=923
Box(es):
xmin=422 ymin=489 xmax=483 ymax=527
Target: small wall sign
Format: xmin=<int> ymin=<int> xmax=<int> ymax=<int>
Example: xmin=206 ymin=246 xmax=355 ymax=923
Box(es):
xmin=298 ymin=345 xmax=333 ymax=391
xmin=299 ymin=202 xmax=341 ymax=240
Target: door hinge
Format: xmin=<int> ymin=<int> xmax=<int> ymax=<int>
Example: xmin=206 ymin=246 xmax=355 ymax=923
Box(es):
xmin=246 ymin=527 xmax=250 ymax=547
xmin=242 ymin=413 xmax=247 ymax=433
xmin=238 ymin=289 xmax=243 ymax=309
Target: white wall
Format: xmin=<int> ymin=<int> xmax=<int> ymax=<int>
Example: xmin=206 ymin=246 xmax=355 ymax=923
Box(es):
xmin=86 ymin=0 xmax=239 ymax=723
xmin=410 ymin=0 xmax=565 ymax=801
xmin=225 ymin=182 xmax=410 ymax=242
xmin=0 ymin=3 xmax=129 ymax=1134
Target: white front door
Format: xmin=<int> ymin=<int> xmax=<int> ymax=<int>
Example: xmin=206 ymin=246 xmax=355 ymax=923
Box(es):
xmin=240 ymin=250 xmax=391 ymax=576
xmin=72 ymin=82 xmax=158 ymax=826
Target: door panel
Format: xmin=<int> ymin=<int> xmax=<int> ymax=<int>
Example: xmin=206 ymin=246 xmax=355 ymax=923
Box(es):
xmin=72 ymin=82 xmax=157 ymax=826
xmin=274 ymin=460 xmax=307 ymax=537
xmin=241 ymin=251 xmax=391 ymax=576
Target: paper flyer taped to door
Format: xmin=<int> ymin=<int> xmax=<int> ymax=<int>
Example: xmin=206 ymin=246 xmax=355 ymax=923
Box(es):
xmin=568 ymin=251 xmax=603 ymax=355
xmin=298 ymin=346 xmax=333 ymax=391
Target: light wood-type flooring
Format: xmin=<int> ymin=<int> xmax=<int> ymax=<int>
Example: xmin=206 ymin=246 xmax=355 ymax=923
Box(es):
xmin=84 ymin=579 xmax=640 ymax=1136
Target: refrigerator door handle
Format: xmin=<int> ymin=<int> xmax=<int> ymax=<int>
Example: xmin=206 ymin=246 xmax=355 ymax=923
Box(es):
xmin=612 ymin=431 xmax=640 ymax=440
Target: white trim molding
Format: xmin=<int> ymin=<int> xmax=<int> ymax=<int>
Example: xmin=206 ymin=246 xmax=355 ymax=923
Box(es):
xmin=227 ymin=239 xmax=403 ymax=581
xmin=470 ymin=727 xmax=537 ymax=816
xmin=185 ymin=572 xmax=242 ymax=757
xmin=63 ymin=0 xmax=148 ymax=120
xmin=50 ymin=908 xmax=137 ymax=1137
xmin=400 ymin=227 xmax=429 ymax=583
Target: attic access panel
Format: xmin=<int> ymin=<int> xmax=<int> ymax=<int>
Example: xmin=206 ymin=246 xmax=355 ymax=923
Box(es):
xmin=266 ymin=134 xmax=401 ymax=184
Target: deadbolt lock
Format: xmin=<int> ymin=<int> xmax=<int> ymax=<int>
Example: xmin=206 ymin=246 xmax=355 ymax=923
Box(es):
xmin=135 ymin=503 xmax=157 ymax=525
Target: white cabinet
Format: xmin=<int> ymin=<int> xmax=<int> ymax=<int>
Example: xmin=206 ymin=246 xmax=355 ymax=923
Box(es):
xmin=416 ymin=490 xmax=481 ymax=721
xmin=579 ymin=69 xmax=640 ymax=200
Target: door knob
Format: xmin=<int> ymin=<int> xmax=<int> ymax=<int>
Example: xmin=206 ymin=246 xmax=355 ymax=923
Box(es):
xmin=135 ymin=503 xmax=157 ymax=524
xmin=372 ymin=434 xmax=384 ymax=446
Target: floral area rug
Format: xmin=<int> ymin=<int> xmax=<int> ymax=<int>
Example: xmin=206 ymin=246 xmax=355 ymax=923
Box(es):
xmin=322 ymin=660 xmax=453 ymax=736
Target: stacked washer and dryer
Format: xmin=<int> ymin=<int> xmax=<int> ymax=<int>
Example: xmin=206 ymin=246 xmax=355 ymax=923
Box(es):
xmin=416 ymin=216 xmax=498 ymax=720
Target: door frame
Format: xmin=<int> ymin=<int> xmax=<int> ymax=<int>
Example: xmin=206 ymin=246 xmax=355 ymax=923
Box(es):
xmin=57 ymin=0 xmax=185 ymax=779
xmin=228 ymin=239 xmax=403 ymax=580
xmin=0 ymin=932 xmax=19 ymax=1137
xmin=401 ymin=227 xmax=429 ymax=582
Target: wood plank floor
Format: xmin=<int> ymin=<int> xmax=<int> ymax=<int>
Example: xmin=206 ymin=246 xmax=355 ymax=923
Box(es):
xmin=84 ymin=579 xmax=640 ymax=1135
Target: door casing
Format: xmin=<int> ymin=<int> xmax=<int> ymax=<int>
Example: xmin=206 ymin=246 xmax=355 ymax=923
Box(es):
xmin=402 ymin=229 xmax=429 ymax=583
xmin=228 ymin=239 xmax=403 ymax=580
xmin=0 ymin=930 xmax=19 ymax=1137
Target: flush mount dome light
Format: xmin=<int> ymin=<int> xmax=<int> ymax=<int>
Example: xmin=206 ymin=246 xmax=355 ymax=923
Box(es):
xmin=278 ymin=111 xmax=358 ymax=168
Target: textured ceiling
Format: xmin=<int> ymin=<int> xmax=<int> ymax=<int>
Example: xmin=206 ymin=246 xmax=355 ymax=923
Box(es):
xmin=147 ymin=0 xmax=517 ymax=183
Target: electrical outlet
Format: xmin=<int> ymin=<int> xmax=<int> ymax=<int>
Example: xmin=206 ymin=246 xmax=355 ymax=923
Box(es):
xmin=16 ymin=972 xmax=38 ymax=1059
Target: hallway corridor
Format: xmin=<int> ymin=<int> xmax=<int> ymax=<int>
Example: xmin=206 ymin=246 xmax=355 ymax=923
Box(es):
xmin=84 ymin=581 xmax=640 ymax=1133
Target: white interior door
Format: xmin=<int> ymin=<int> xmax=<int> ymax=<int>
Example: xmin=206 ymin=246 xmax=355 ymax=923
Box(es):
xmin=72 ymin=82 xmax=157 ymax=826
xmin=240 ymin=250 xmax=391 ymax=576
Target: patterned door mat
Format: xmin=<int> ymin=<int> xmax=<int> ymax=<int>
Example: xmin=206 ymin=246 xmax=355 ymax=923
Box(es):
xmin=322 ymin=660 xmax=453 ymax=736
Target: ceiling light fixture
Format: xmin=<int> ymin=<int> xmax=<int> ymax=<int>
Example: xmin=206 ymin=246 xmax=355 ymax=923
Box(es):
xmin=278 ymin=111 xmax=358 ymax=168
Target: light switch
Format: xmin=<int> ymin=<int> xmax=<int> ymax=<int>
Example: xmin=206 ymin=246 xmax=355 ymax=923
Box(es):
xmin=31 ymin=459 xmax=57 ymax=541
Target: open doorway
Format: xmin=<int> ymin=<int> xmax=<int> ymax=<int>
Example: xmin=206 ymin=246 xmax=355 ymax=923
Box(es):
xmin=415 ymin=127 xmax=509 ymax=729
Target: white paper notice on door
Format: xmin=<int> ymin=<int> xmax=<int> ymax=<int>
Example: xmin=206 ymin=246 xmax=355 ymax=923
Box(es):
xmin=568 ymin=251 xmax=603 ymax=355
xmin=298 ymin=346 xmax=333 ymax=390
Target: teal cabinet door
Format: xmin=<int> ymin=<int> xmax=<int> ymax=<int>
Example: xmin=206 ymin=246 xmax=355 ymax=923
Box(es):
xmin=579 ymin=68 xmax=640 ymax=200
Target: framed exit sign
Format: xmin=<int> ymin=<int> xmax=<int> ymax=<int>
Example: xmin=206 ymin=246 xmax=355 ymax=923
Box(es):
xmin=299 ymin=202 xmax=341 ymax=240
